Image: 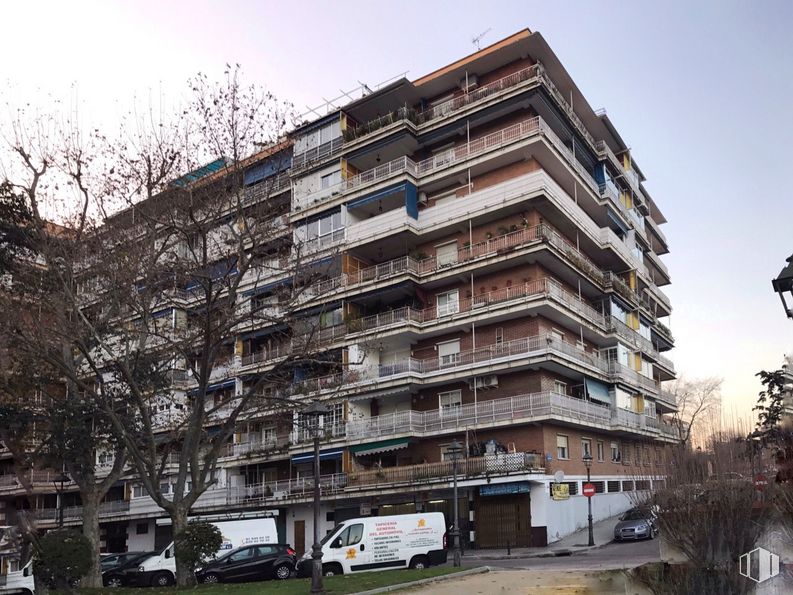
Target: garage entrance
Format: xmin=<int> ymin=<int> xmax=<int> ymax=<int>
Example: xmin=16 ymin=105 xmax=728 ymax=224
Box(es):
xmin=476 ymin=483 xmax=532 ymax=548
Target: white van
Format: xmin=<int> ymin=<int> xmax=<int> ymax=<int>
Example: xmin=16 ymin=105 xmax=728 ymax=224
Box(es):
xmin=0 ymin=560 xmax=34 ymax=595
xmin=127 ymin=517 xmax=278 ymax=587
xmin=298 ymin=512 xmax=447 ymax=576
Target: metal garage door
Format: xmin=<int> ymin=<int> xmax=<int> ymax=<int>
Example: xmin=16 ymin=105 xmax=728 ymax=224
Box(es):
xmin=476 ymin=493 xmax=532 ymax=548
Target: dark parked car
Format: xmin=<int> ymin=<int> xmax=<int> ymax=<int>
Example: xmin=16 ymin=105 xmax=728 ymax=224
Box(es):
xmin=195 ymin=544 xmax=297 ymax=583
xmin=100 ymin=551 xmax=148 ymax=573
xmin=613 ymin=508 xmax=658 ymax=541
xmin=102 ymin=552 xmax=157 ymax=587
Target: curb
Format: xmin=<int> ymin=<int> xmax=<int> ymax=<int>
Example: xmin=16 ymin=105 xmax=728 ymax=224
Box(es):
xmin=464 ymin=543 xmax=611 ymax=561
xmin=349 ymin=565 xmax=491 ymax=594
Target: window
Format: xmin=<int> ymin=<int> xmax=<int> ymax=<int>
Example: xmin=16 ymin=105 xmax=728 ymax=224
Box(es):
xmin=228 ymin=547 xmax=255 ymax=562
xmin=610 ymin=442 xmax=620 ymax=463
xmin=643 ymin=400 xmax=656 ymax=418
xmin=436 ymin=290 xmax=460 ymax=317
xmin=581 ymin=438 xmax=592 ymax=459
xmin=132 ymin=484 xmax=147 ymax=498
xmin=495 ymin=327 xmax=504 ymax=345
xmin=436 ymin=241 xmax=458 ymax=267
xmin=439 ymin=390 xmax=462 ymax=411
xmin=556 ymin=434 xmax=569 ymax=460
xmin=551 ymin=328 xmax=565 ymax=343
xmin=136 ymin=523 xmax=149 ymax=535
xmin=607 ymin=480 xmax=621 ymax=493
xmin=333 ymin=523 xmax=363 ymax=547
xmin=437 ymin=339 xmax=460 ymax=367
xmin=255 ymin=545 xmax=276 ymax=556
xmin=596 ymin=441 xmax=605 ymax=462
xmin=553 ymin=380 xmax=567 ymax=395
xmin=634 ymin=445 xmax=641 ymax=465
xmin=320 ymin=170 xmax=341 ymax=189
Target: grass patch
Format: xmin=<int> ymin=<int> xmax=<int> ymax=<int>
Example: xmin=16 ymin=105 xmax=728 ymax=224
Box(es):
xmin=81 ymin=567 xmax=465 ymax=595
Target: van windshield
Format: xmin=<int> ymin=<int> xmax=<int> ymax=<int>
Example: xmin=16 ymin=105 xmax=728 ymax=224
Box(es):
xmin=320 ymin=524 xmax=345 ymax=546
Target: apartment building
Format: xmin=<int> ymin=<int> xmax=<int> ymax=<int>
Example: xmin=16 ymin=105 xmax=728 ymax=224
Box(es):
xmin=0 ymin=29 xmax=676 ymax=552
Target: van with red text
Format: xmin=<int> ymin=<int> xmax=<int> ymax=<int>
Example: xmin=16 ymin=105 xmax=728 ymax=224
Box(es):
xmin=297 ymin=512 xmax=447 ymax=576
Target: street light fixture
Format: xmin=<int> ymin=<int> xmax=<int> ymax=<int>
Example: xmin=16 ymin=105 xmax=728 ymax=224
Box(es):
xmin=52 ymin=471 xmax=70 ymax=528
xmin=772 ymin=254 xmax=793 ymax=319
xmin=447 ymin=439 xmax=463 ymax=567
xmin=302 ymin=400 xmax=328 ymax=595
xmin=582 ymin=452 xmax=594 ymax=546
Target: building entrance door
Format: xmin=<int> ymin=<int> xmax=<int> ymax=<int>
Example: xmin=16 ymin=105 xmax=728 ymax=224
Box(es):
xmin=294 ymin=520 xmax=306 ymax=556
xmin=476 ymin=493 xmax=531 ymax=548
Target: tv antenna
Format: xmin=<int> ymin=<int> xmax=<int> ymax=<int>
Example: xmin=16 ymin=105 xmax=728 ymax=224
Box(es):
xmin=472 ymin=28 xmax=491 ymax=51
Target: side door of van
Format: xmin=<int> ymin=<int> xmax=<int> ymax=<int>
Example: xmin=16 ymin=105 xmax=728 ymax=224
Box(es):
xmin=329 ymin=523 xmax=370 ymax=573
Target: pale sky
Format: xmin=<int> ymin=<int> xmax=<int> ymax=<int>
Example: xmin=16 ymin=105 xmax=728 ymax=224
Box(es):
xmin=2 ymin=0 xmax=792 ymax=422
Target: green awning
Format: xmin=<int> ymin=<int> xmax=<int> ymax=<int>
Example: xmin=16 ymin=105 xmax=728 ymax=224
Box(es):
xmin=350 ymin=438 xmax=410 ymax=456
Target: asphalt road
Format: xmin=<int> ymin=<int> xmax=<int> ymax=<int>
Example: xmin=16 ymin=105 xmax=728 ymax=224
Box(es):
xmin=461 ymin=537 xmax=660 ymax=571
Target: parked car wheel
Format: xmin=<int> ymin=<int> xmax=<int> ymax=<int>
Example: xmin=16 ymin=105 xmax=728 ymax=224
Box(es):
xmin=274 ymin=564 xmax=292 ymax=580
xmin=409 ymin=555 xmax=428 ymax=570
xmin=202 ymin=572 xmax=220 ymax=584
xmin=151 ymin=571 xmax=174 ymax=587
xmin=323 ymin=563 xmax=343 ymax=577
xmin=104 ymin=576 xmax=124 ymax=588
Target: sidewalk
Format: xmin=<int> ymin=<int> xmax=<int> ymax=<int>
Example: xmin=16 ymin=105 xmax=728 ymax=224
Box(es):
xmin=462 ymin=515 xmax=620 ymax=560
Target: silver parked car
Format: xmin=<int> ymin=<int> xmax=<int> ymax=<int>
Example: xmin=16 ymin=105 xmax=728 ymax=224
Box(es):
xmin=613 ymin=508 xmax=658 ymax=541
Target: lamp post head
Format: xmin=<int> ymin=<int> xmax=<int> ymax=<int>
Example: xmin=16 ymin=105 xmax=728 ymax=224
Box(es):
xmin=448 ymin=440 xmax=463 ymax=460
xmin=772 ymin=254 xmax=793 ymax=319
xmin=303 ymin=400 xmax=328 ymax=418
xmin=583 ymin=452 xmax=593 ymax=469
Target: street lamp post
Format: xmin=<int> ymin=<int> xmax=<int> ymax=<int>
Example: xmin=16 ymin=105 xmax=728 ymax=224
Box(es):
xmin=448 ymin=440 xmax=463 ymax=567
xmin=303 ymin=401 xmax=328 ymax=595
xmin=52 ymin=471 xmax=70 ymax=528
xmin=772 ymin=254 xmax=793 ymax=319
xmin=583 ymin=453 xmax=594 ymax=546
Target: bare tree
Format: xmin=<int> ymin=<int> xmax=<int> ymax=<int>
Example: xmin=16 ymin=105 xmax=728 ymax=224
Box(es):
xmin=666 ymin=376 xmax=722 ymax=446
xmin=0 ymin=123 xmax=128 ymax=588
xmin=629 ymin=444 xmax=771 ymax=594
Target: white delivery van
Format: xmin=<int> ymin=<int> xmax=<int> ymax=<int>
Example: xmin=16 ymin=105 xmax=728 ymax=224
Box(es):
xmin=0 ymin=560 xmax=34 ymax=595
xmin=298 ymin=512 xmax=447 ymax=576
xmin=128 ymin=517 xmax=278 ymax=587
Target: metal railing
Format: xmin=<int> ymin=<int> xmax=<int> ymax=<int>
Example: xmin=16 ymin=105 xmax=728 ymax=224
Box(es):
xmin=292 ymin=137 xmax=344 ymax=170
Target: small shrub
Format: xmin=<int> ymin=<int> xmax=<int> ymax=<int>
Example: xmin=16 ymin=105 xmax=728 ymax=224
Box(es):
xmin=35 ymin=529 xmax=91 ymax=591
xmin=174 ymin=522 xmax=223 ymax=570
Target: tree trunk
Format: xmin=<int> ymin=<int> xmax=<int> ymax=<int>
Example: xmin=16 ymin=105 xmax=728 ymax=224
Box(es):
xmin=171 ymin=506 xmax=195 ymax=587
xmin=80 ymin=492 xmax=103 ymax=588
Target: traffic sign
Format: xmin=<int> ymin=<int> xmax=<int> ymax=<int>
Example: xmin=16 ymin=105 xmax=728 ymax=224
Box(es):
xmin=582 ymin=482 xmax=596 ymax=498
xmin=754 ymin=474 xmax=769 ymax=492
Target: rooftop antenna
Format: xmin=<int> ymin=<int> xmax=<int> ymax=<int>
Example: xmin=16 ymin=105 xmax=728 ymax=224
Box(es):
xmin=472 ymin=28 xmax=491 ymax=51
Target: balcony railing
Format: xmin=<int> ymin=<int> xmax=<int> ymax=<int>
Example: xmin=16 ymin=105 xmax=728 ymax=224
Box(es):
xmin=344 ymin=391 xmax=611 ymax=442
xmin=344 ymin=64 xmax=543 ymax=144
xmin=291 ymin=137 xmax=344 ymax=170
xmin=347 ymin=452 xmax=544 ymax=488
xmin=243 ymin=173 xmax=291 ymax=205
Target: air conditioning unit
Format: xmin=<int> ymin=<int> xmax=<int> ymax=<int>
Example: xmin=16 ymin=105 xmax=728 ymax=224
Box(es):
xmin=460 ymin=74 xmax=479 ymax=91
xmin=418 ymin=192 xmax=428 ymax=205
xmin=469 ymin=375 xmax=498 ymax=390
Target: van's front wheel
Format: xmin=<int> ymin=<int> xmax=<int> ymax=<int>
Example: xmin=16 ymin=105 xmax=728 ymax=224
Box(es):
xmin=409 ymin=555 xmax=429 ymax=570
xmin=323 ymin=563 xmax=343 ymax=577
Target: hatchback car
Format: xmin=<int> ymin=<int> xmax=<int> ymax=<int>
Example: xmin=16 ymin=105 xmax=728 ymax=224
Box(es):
xmin=195 ymin=544 xmax=297 ymax=583
xmin=102 ymin=552 xmax=157 ymax=587
xmin=613 ymin=508 xmax=658 ymax=541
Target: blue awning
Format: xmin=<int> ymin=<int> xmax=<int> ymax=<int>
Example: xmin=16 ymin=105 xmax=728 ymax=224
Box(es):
xmin=197 ymin=379 xmax=236 ymax=395
xmin=585 ymin=378 xmax=611 ymax=404
xmin=242 ymin=279 xmax=290 ymax=298
xmin=244 ymin=156 xmax=291 ymax=186
xmin=291 ymin=448 xmax=344 ymax=464
xmin=239 ymin=323 xmax=288 ymax=342
xmin=347 ymin=183 xmax=406 ymax=210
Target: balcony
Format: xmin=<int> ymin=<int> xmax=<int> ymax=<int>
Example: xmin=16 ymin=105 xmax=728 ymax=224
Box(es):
xmin=344 ymin=64 xmax=543 ymax=145
xmin=243 ymin=173 xmax=291 ymax=205
xmin=291 ymin=137 xmax=344 ymax=171
xmin=344 ymin=391 xmax=611 ymax=442
xmin=347 ymin=452 xmax=543 ymax=489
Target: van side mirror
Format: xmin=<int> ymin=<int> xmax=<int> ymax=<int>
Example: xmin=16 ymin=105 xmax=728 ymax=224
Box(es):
xmin=164 ymin=549 xmax=171 ymax=559
xmin=331 ymin=538 xmax=342 ymax=549
xmin=23 ymin=567 xmax=30 ymax=577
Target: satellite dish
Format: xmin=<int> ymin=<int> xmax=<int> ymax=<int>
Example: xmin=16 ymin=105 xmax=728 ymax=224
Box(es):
xmin=554 ymin=470 xmax=565 ymax=484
